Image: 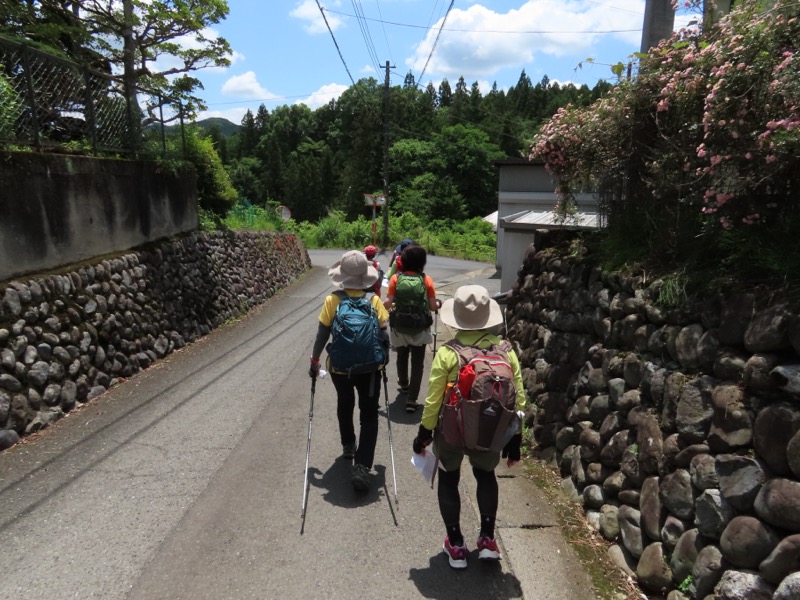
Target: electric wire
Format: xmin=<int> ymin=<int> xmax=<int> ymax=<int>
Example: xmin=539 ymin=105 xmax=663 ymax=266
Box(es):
xmin=416 ymin=0 xmax=455 ymax=88
xmin=373 ymin=0 xmax=394 ymax=67
xmin=315 ymin=0 xmax=356 ymax=86
xmin=322 ymin=8 xmax=643 ymax=34
xmin=351 ymin=0 xmax=382 ymax=74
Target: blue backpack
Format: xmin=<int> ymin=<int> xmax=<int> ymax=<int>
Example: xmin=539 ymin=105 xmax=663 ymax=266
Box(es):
xmin=327 ymin=291 xmax=386 ymax=375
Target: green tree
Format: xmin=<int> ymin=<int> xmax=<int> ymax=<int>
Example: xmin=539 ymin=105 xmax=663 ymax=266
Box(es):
xmin=433 ymin=124 xmax=505 ymax=217
xmin=74 ymin=0 xmax=232 ymax=123
xmin=226 ymin=156 xmax=264 ymax=204
xmin=184 ymin=127 xmax=237 ymax=215
xmin=438 ymin=78 xmax=452 ymax=108
xmin=283 ymin=140 xmax=332 ymax=222
xmin=394 ymin=172 xmax=466 ymax=221
xmin=238 ymin=109 xmax=258 ymax=157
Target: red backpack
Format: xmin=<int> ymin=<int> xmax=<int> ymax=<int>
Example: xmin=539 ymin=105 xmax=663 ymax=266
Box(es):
xmin=438 ymin=339 xmax=519 ymax=452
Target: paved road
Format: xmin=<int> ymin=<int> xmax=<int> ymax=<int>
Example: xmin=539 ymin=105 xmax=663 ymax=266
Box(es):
xmin=0 ymin=250 xmax=595 ymax=600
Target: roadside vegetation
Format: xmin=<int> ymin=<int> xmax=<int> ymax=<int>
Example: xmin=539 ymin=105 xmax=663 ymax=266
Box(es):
xmin=532 ymin=0 xmax=799 ymax=299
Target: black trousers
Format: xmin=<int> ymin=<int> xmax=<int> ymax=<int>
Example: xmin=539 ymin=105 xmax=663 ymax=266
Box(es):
xmin=331 ymin=370 xmax=380 ymax=468
xmin=395 ymin=344 xmax=426 ymax=401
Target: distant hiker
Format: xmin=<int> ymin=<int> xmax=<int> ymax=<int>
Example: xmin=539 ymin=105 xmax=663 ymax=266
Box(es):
xmin=383 ymin=244 xmax=441 ymax=413
xmin=412 ymin=285 xmax=527 ymax=569
xmin=363 ymin=245 xmax=383 ymax=296
xmin=386 ymin=237 xmax=414 ymax=280
xmin=309 ymin=250 xmax=390 ymax=492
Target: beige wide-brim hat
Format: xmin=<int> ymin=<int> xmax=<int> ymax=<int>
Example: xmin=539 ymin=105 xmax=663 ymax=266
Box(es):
xmin=439 ymin=285 xmax=503 ymax=331
xmin=328 ymin=250 xmax=379 ymax=289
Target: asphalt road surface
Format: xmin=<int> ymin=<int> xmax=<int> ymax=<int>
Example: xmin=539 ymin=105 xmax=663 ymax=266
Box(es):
xmin=0 ymin=250 xmax=595 ymax=600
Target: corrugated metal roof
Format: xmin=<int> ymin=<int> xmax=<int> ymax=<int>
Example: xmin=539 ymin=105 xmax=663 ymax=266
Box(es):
xmin=499 ymin=205 xmax=602 ymax=230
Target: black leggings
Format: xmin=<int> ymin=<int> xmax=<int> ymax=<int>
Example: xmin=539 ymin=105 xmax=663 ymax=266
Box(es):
xmin=437 ymin=466 xmax=498 ymax=542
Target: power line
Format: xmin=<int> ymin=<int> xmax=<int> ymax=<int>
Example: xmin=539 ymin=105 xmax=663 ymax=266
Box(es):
xmin=583 ymin=0 xmax=644 ymax=16
xmin=315 ymin=0 xmax=356 ymax=86
xmin=322 ymin=8 xmax=642 ymax=34
xmin=373 ymin=0 xmax=394 ymax=67
xmin=416 ymin=0 xmax=455 ymax=87
xmin=351 ymin=0 xmax=382 ymax=74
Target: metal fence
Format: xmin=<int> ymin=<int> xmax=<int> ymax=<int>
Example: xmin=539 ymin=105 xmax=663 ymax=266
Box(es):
xmin=0 ymin=36 xmax=183 ymax=157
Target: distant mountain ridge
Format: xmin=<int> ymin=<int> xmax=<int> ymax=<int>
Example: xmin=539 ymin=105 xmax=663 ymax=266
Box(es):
xmin=192 ymin=117 xmax=240 ymax=136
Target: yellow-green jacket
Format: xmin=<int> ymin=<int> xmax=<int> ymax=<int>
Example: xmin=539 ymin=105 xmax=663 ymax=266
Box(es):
xmin=420 ymin=330 xmax=527 ymax=431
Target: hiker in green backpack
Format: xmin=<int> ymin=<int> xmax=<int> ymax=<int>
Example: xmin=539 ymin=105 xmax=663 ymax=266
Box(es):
xmin=383 ymin=244 xmax=441 ymax=413
xmin=309 ymin=250 xmax=390 ymax=492
xmin=412 ymin=285 xmax=527 ymax=569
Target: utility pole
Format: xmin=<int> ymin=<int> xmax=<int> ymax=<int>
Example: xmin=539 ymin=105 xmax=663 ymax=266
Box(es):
xmin=640 ymin=0 xmax=675 ymax=53
xmin=382 ymin=60 xmax=393 ymax=247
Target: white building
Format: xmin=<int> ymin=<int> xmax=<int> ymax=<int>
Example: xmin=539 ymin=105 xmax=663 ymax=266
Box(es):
xmin=494 ymin=158 xmax=602 ymax=292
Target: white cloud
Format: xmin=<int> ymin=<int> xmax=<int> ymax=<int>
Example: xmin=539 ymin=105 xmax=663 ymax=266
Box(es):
xmin=227 ymin=50 xmax=246 ymax=67
xmin=295 ymin=83 xmax=349 ymax=109
xmin=290 ymin=0 xmax=344 ymax=35
xmin=151 ymin=26 xmax=243 ymax=74
xmin=221 ymin=71 xmax=277 ymax=100
xmin=406 ymin=0 xmax=645 ymax=84
xmin=360 ymin=64 xmax=377 ymax=75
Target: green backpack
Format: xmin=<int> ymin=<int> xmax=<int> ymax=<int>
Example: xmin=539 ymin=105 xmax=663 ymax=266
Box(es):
xmin=389 ymin=273 xmax=433 ymax=333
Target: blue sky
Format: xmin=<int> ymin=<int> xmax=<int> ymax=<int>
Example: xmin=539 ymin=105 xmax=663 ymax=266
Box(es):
xmin=193 ymin=0 xmax=691 ymax=123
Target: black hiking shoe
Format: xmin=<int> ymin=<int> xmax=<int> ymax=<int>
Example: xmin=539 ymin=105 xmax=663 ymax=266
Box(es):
xmin=341 ymin=443 xmax=356 ymax=459
xmin=405 ymin=399 xmax=419 ymax=413
xmin=351 ymin=464 xmax=370 ymax=492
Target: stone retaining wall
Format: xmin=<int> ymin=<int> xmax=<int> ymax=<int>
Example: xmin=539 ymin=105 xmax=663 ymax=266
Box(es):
xmin=507 ymin=236 xmax=800 ymax=600
xmin=0 ymin=231 xmax=310 ymax=449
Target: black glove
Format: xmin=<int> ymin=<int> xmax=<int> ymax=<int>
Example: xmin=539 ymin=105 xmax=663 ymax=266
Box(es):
xmin=413 ymin=425 xmax=433 ymax=454
xmin=502 ymin=434 xmax=522 ymax=463
xmin=309 ymin=357 xmax=320 ymax=379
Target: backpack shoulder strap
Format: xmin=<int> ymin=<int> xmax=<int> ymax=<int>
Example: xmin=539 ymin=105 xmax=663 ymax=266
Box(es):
xmin=444 ymin=339 xmax=481 ymax=366
xmin=496 ymin=339 xmax=513 ymax=354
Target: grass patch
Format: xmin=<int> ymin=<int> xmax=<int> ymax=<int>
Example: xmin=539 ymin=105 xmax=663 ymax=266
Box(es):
xmin=522 ymin=455 xmax=644 ymax=600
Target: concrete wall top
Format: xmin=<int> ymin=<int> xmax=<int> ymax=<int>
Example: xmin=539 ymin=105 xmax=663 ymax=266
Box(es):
xmin=0 ymin=151 xmax=198 ymax=282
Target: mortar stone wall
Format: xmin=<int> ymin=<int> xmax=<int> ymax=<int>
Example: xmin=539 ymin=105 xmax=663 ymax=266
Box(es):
xmin=506 ymin=235 xmax=800 ymax=600
xmin=0 ymin=231 xmax=310 ymax=449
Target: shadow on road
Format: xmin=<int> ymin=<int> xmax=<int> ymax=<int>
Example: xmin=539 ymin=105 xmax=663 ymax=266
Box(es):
xmin=307 ymin=460 xmax=388 ymax=509
xmin=381 ymin=392 xmax=421 ymax=426
xmin=408 ymin=552 xmax=523 ymax=599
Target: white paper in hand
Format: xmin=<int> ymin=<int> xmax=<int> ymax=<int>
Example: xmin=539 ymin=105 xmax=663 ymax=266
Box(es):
xmin=411 ymin=450 xmax=437 ymax=485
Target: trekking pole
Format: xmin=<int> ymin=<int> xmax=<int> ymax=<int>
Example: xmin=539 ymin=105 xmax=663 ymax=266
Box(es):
xmin=432 ymin=311 xmax=438 ymax=354
xmin=301 ymin=377 xmax=316 ymax=521
xmin=381 ymin=369 xmax=398 ymax=505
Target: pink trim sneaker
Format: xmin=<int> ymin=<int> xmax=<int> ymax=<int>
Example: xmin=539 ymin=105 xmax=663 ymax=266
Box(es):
xmin=477 ymin=536 xmax=501 ymax=560
xmin=443 ymin=537 xmax=468 ymax=569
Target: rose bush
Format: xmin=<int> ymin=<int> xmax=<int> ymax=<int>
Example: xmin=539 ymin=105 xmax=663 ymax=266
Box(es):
xmin=531 ymin=0 xmax=799 ymax=273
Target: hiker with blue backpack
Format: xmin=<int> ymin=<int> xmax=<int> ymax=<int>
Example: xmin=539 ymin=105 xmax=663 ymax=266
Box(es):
xmin=309 ymin=250 xmax=390 ymax=492
xmin=382 ymin=244 xmax=442 ymax=413
xmin=412 ymin=285 xmax=527 ymax=569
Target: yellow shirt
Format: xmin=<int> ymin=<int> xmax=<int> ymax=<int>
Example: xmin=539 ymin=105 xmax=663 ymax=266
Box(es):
xmin=318 ymin=289 xmax=389 ymax=327
xmin=420 ymin=330 xmax=527 ymax=431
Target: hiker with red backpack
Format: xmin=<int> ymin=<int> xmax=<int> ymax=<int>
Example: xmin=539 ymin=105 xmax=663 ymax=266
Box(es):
xmin=386 ymin=237 xmax=413 ymax=280
xmin=383 ymin=244 xmax=441 ymax=413
xmin=309 ymin=250 xmax=390 ymax=492
xmin=412 ymin=285 xmax=527 ymax=569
